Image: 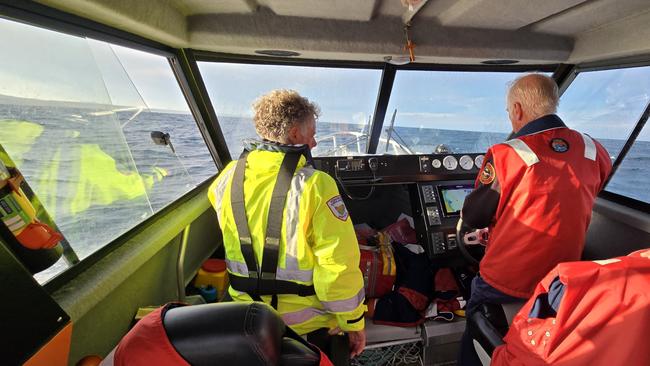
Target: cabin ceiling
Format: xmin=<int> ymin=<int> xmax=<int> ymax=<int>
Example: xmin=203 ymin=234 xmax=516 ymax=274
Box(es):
xmin=34 ymin=0 xmax=650 ymax=65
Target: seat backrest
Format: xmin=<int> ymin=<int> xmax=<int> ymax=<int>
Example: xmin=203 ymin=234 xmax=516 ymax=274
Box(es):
xmin=109 ymin=302 xmax=321 ymax=366
xmin=164 ymin=302 xmax=286 ymax=365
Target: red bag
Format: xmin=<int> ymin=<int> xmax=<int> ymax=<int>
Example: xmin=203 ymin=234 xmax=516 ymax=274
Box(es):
xmin=381 ymin=218 xmax=417 ymax=244
xmin=354 ymin=223 xmax=377 ymax=246
xmin=359 ymin=232 xmax=396 ymax=298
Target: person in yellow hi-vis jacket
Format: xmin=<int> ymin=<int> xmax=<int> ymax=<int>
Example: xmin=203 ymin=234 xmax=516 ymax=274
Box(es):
xmin=208 ymin=90 xmax=366 ymax=365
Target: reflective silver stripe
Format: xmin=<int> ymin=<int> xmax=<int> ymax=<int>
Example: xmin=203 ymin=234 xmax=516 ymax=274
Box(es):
xmin=228 ymin=261 xmax=312 ymax=283
xmin=503 ymin=139 xmax=539 ymax=166
xmin=282 ymin=307 xmax=326 ymax=325
xmin=580 ymin=132 xmax=597 ymax=161
xmin=276 ymin=267 xmax=313 ymax=283
xmin=320 ymin=288 xmax=365 ymax=313
xmin=226 ymin=259 xmax=249 ymax=276
xmin=212 ymin=167 xmax=236 ymax=224
xmin=285 ymin=167 xmax=317 ymax=270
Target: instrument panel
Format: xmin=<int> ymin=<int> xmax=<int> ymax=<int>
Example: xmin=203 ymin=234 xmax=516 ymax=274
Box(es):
xmin=314 ymin=153 xmax=485 ymax=183
xmin=414 ymin=180 xmax=474 ymax=257
xmin=314 ymin=154 xmax=484 ymax=261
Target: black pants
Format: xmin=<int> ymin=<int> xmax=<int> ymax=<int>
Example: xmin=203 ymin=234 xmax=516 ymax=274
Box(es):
xmin=306 ymin=328 xmax=351 ymax=366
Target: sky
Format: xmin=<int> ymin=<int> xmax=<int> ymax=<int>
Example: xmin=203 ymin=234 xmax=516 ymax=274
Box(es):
xmin=0 ymin=16 xmax=649 ymax=141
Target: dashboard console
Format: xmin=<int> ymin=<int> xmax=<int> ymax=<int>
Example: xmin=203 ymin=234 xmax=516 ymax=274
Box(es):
xmin=314 ymin=153 xmax=484 ymax=260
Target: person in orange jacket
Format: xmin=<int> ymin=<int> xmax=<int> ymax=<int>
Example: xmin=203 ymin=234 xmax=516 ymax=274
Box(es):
xmin=492 ymin=248 xmax=650 ymax=366
xmin=458 ymin=74 xmax=612 ymax=365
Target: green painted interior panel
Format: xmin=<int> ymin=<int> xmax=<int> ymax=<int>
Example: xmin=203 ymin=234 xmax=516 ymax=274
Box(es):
xmin=47 ymin=186 xmax=219 ymax=364
xmin=182 ymin=208 xmax=222 ymax=286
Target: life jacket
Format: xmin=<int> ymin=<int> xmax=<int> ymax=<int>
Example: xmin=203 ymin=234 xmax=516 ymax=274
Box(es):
xmin=226 ymin=148 xmax=317 ymax=309
xmin=208 ymin=140 xmax=365 ymax=335
xmin=114 ymin=304 xmax=190 ymax=366
xmin=492 ymin=250 xmax=650 ymax=366
xmin=480 ymin=126 xmax=611 ymax=298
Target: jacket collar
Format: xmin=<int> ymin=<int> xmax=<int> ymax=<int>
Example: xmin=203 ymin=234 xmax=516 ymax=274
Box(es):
xmin=512 ymin=114 xmax=567 ymax=139
xmin=242 ymin=139 xmax=315 ymax=167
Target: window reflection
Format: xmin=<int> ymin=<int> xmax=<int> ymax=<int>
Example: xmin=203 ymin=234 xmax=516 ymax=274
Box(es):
xmin=0 ymin=17 xmax=215 ymax=282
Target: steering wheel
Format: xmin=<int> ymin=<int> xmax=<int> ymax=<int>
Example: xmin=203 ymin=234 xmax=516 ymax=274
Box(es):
xmin=456 ymin=218 xmax=486 ymax=266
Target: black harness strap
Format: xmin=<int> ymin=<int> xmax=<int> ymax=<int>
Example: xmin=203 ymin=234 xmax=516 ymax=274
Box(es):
xmin=229 ymin=276 xmax=317 ymax=297
xmin=260 ymin=152 xmax=301 ymax=279
xmin=229 ymin=150 xmax=315 ymax=308
xmin=261 ymin=152 xmax=301 ymax=309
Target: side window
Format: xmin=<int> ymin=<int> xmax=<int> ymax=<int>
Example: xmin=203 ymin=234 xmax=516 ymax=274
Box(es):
xmin=0 ymin=18 xmax=216 ymax=282
xmin=196 ymin=62 xmax=383 ymax=157
xmin=605 ymin=126 xmax=650 ymax=203
xmin=558 ymin=67 xmax=650 ymax=159
xmin=558 ymin=66 xmax=650 ymax=203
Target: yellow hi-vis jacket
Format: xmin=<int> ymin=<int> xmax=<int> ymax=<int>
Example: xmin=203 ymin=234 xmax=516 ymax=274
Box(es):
xmin=208 ymin=147 xmax=365 ymax=335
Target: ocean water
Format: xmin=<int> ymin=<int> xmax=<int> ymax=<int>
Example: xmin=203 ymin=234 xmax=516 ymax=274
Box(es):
xmin=0 ymin=106 xmax=648 ymax=281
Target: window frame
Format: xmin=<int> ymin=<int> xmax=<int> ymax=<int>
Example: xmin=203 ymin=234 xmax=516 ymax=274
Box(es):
xmin=0 ymin=2 xmax=226 ymax=170
xmin=0 ymin=3 xmax=224 ymax=283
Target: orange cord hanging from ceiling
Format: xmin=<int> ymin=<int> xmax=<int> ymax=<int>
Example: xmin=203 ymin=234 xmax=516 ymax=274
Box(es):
xmin=404 ymin=25 xmax=416 ymax=62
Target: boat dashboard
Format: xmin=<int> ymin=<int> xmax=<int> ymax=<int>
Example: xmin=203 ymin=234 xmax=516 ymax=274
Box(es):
xmin=314 ymin=153 xmax=485 ymax=265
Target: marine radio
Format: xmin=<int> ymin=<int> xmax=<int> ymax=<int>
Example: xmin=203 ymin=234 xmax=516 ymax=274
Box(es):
xmin=335 ymin=158 xmax=366 ymax=172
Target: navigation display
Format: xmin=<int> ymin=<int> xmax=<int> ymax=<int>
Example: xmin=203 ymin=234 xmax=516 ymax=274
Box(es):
xmin=437 ymin=184 xmax=474 ymax=216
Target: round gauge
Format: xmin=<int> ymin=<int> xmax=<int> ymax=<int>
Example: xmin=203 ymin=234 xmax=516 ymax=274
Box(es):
xmin=432 ymin=159 xmax=442 ymax=169
xmin=442 ymin=155 xmax=458 ymax=170
xmin=459 ymin=155 xmax=474 ymax=170
xmin=474 ymin=155 xmax=485 ymax=169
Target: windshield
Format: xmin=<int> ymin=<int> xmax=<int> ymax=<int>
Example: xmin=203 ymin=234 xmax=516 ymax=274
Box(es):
xmin=196 ymin=62 xmax=382 ymax=157
xmin=378 ymin=71 xmax=531 ymax=155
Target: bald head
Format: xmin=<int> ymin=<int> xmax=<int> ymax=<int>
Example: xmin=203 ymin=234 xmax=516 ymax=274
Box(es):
xmin=506 ymin=74 xmax=559 ymax=132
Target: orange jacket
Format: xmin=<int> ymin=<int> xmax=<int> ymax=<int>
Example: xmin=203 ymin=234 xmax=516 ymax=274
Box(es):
xmin=479 ymin=118 xmax=611 ymax=298
xmin=492 ymin=249 xmax=650 ymax=365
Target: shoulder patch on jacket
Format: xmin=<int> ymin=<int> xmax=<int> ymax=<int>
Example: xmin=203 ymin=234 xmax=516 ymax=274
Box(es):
xmin=327 ymin=195 xmax=349 ymax=221
xmin=550 ymin=138 xmax=570 ymax=153
xmin=479 ymin=162 xmax=495 ymax=185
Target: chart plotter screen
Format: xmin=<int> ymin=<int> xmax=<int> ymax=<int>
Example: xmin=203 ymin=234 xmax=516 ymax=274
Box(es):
xmin=438 ymin=184 xmax=474 ymax=216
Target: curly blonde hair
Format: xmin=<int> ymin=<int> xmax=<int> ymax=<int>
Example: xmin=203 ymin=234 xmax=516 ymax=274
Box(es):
xmin=252 ymin=89 xmax=320 ymax=143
